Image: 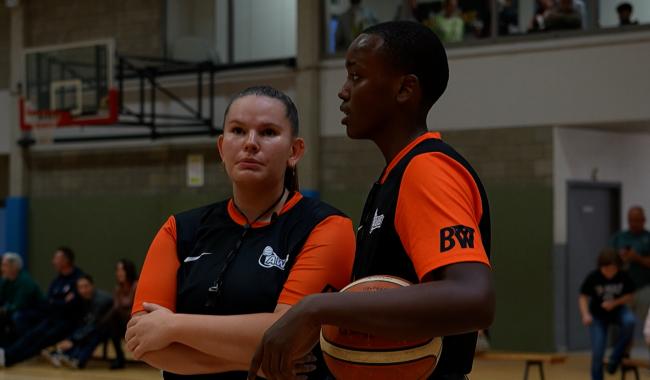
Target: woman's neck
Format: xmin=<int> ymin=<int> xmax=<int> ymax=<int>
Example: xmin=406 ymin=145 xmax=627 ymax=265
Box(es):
xmin=232 ymin=182 xmax=288 ymax=224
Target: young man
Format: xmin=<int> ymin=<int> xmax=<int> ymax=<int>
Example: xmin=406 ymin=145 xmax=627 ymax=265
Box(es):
xmin=249 ymin=21 xmax=494 ymax=380
xmin=579 ymin=249 xmax=635 ymax=380
xmin=42 ymin=274 xmax=112 ymax=369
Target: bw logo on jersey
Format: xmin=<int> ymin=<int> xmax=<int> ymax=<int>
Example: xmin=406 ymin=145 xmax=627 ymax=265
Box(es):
xmin=440 ymin=225 xmax=475 ymax=253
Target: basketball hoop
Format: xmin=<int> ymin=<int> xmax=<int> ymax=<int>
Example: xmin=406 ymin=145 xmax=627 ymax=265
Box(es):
xmin=30 ymin=116 xmax=59 ymax=145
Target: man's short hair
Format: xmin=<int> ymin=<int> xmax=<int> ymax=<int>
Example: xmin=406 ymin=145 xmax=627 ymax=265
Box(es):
xmin=597 ymin=248 xmax=622 ymax=268
xmin=56 ymin=246 xmax=75 ymax=264
xmin=617 ymin=2 xmax=632 ymax=13
xmin=361 ymin=21 xmax=449 ymax=110
xmin=2 ymin=252 xmax=23 ymax=271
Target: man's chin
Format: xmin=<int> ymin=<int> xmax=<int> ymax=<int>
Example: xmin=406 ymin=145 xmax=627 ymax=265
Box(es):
xmin=345 ymin=124 xmax=367 ymax=140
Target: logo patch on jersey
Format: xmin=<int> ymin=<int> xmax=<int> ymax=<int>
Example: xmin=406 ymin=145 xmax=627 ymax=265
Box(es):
xmin=370 ymin=209 xmax=384 ymax=234
xmin=258 ymin=246 xmax=289 ymax=270
xmin=440 ymin=225 xmax=475 ymax=253
xmin=183 ymin=252 xmax=215 ymax=263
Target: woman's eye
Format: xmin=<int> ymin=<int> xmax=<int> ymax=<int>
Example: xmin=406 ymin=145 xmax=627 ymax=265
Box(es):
xmin=261 ymin=129 xmax=278 ymax=137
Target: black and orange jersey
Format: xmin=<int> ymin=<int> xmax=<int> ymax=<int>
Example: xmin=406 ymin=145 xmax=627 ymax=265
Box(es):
xmin=133 ymin=192 xmax=355 ymax=379
xmin=353 ymin=132 xmax=491 ymax=378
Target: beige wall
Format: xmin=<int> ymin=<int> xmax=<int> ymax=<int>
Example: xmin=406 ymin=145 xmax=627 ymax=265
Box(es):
xmin=320 ymin=30 xmax=650 ymax=136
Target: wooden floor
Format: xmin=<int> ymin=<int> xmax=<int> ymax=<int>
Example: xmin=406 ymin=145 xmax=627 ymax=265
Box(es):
xmin=0 ymin=353 xmax=649 ymax=379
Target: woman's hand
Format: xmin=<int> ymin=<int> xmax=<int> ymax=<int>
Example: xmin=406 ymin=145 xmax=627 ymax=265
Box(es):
xmin=126 ymin=303 xmax=175 ymax=359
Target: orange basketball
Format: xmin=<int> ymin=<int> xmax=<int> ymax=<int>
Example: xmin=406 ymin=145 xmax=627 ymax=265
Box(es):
xmin=320 ymin=275 xmax=442 ymax=380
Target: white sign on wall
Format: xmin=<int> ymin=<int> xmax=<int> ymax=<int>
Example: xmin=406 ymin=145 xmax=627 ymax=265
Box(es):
xmin=187 ymin=154 xmax=205 ymax=187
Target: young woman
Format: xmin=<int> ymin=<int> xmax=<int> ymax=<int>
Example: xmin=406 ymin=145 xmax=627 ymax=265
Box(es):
xmin=126 ymin=86 xmax=355 ymax=379
xmin=103 ymin=259 xmax=138 ymax=369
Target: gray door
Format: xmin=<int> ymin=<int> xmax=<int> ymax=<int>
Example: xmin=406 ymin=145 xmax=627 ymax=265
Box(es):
xmin=566 ymin=183 xmax=620 ymax=350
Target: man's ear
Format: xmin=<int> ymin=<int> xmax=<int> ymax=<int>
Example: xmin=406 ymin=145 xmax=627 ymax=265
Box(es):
xmin=396 ymin=74 xmax=420 ymax=104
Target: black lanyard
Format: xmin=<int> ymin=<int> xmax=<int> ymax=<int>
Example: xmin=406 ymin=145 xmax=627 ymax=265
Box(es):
xmin=205 ymin=188 xmax=287 ymax=308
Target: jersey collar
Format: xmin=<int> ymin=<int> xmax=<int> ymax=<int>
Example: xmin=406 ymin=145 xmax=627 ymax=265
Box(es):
xmin=227 ymin=191 xmax=303 ymax=228
xmin=379 ymin=131 xmax=442 ymax=184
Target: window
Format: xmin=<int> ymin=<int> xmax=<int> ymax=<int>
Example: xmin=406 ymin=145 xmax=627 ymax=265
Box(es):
xmin=166 ymin=0 xmax=297 ymax=64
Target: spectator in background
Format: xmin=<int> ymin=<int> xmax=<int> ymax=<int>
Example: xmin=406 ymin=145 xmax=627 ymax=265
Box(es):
xmin=102 ymin=259 xmax=138 ymax=369
xmin=0 ymin=252 xmax=44 ymax=345
xmin=529 ymin=0 xmax=556 ymax=32
xmin=335 ymin=0 xmax=378 ymax=52
xmin=617 ymin=2 xmax=639 ymax=26
xmin=611 ymin=206 xmax=650 ymax=340
xmin=42 ymin=274 xmax=112 ymax=369
xmin=498 ymin=0 xmax=520 ymax=35
xmin=545 ymin=0 xmax=582 ymax=31
xmin=0 ymin=247 xmax=84 ymax=367
xmin=431 ymin=0 xmax=465 ymax=43
xmin=573 ymin=0 xmax=587 ymax=29
xmin=394 ymin=0 xmax=420 ymax=22
xmin=579 ymin=248 xmax=636 ymax=380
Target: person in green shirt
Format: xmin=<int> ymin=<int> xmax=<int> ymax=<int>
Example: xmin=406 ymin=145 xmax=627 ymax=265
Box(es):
xmin=430 ymin=0 xmax=464 ymax=43
xmin=610 ymin=206 xmax=650 ymax=340
xmin=0 ymin=252 xmax=45 ymax=345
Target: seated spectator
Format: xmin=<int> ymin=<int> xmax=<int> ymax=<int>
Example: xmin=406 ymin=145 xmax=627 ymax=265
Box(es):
xmin=0 ymin=247 xmax=83 ymax=368
xmin=335 ymin=0 xmax=378 ymax=52
xmin=579 ymin=248 xmax=636 ymax=380
xmin=42 ymin=274 xmax=112 ymax=369
xmin=101 ymin=259 xmax=138 ymax=369
xmin=529 ymin=0 xmax=555 ymax=32
xmin=431 ymin=0 xmax=465 ymax=43
xmin=0 ymin=252 xmax=44 ymax=346
xmin=545 ymin=0 xmax=582 ymax=31
xmin=617 ymin=2 xmax=639 ymax=26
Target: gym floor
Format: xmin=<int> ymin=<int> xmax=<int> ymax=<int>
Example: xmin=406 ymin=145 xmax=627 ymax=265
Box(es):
xmin=0 ymin=353 xmax=648 ymax=380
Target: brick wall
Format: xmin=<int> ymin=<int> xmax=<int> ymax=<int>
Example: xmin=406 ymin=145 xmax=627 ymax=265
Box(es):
xmin=320 ymin=126 xmax=553 ymax=206
xmin=27 ymin=142 xmax=229 ymax=197
xmin=24 ymin=0 xmax=163 ymax=56
xmin=0 ymin=5 xmax=10 ymax=89
xmin=443 ymin=127 xmax=553 ymax=186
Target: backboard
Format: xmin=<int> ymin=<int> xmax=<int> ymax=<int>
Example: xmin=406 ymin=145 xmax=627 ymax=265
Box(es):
xmin=20 ymin=39 xmax=118 ymax=138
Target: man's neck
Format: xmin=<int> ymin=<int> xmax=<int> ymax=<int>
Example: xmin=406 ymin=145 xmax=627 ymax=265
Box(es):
xmin=374 ymin=123 xmax=428 ymax=164
xmin=60 ymin=266 xmax=75 ymax=276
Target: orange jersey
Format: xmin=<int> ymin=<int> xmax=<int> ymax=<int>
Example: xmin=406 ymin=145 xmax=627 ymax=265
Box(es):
xmin=354 ymin=131 xmax=490 ymax=282
xmin=133 ymin=193 xmax=355 ymax=315
xmin=390 ymin=134 xmax=490 ymax=280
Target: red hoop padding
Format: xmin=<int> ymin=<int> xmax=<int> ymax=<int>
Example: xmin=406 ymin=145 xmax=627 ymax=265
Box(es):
xmin=19 ymin=88 xmax=119 ymax=131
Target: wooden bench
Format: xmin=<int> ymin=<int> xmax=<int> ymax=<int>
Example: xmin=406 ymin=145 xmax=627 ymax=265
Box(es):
xmin=476 ymin=351 xmax=568 ymax=380
xmin=604 ymin=358 xmax=650 ymax=380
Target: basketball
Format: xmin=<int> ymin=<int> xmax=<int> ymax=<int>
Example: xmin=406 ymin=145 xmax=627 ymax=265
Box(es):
xmin=320 ymin=275 xmax=443 ymax=380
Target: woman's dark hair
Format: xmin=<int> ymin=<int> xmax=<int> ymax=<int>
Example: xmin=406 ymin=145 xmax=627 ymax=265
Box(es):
xmin=117 ymin=258 xmax=138 ymax=284
xmin=223 ymin=85 xmax=300 ymax=191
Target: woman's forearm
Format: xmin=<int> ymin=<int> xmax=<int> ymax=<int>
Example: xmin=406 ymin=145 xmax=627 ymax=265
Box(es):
xmin=169 ymin=306 xmax=290 ymax=365
xmin=141 ymin=343 xmax=242 ymax=374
